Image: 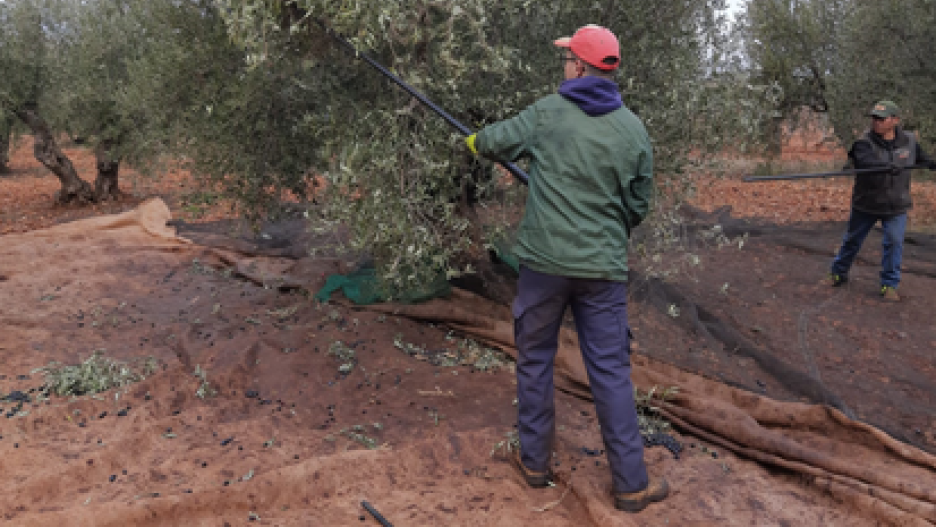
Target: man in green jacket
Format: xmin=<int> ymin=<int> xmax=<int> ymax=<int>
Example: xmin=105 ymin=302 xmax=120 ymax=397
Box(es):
xmin=467 ymin=25 xmax=668 ymax=513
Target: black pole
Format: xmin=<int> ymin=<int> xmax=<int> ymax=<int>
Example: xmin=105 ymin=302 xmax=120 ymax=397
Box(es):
xmin=743 ymin=165 xmax=930 ymax=182
xmin=361 ymin=501 xmax=394 ymax=527
xmin=315 ymin=20 xmax=530 ymax=185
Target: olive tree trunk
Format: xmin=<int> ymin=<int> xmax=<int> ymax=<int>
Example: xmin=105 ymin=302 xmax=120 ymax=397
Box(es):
xmin=14 ymin=108 xmax=93 ymax=203
xmin=93 ymin=139 xmax=120 ymax=201
xmin=0 ymin=116 xmax=11 ymax=174
xmin=766 ymin=115 xmax=784 ymax=159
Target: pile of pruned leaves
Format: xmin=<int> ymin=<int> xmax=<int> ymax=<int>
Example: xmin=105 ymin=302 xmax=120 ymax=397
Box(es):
xmin=37 ymin=351 xmax=159 ymax=398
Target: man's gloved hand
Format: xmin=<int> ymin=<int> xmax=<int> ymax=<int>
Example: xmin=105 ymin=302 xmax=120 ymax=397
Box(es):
xmin=888 ymin=162 xmax=904 ymax=175
xmin=466 ymin=134 xmax=478 ymax=156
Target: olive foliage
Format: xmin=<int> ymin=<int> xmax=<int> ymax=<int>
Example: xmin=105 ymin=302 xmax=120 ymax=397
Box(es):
xmin=0 ymin=0 xmax=99 ymax=202
xmin=48 ymin=0 xmax=138 ymax=157
xmin=206 ymin=0 xmax=773 ymax=295
xmin=741 ymin=0 xmax=847 ymax=115
xmin=743 ymin=0 xmax=936 ymax=150
xmin=826 ymin=0 xmax=936 ymax=147
xmin=3 ymin=0 xmax=775 ymax=293
xmin=0 ymin=0 xmax=47 ymax=113
xmin=96 ymin=0 xmax=332 ymax=217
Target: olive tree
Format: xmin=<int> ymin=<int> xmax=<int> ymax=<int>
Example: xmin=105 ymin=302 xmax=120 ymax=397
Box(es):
xmin=827 ymin=0 xmax=936 ymax=148
xmin=0 ymin=116 xmax=11 ymax=172
xmin=113 ymin=0 xmax=329 ymax=216
xmin=0 ymin=0 xmax=775 ymax=291
xmin=177 ymin=0 xmax=774 ymax=296
xmin=46 ymin=0 xmax=139 ymax=200
xmin=0 ymin=0 xmax=94 ymax=202
xmin=741 ymin=0 xmax=936 ymax=153
xmin=740 ymin=0 xmax=850 ymax=152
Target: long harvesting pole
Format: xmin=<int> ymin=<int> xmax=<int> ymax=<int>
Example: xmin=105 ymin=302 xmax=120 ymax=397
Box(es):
xmin=316 ymin=21 xmax=530 ymax=185
xmin=743 ymin=165 xmax=931 ymax=182
xmin=361 ymin=501 xmax=394 ymax=527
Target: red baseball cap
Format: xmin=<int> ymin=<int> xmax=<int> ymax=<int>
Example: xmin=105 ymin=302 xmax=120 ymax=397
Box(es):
xmin=554 ymin=25 xmax=621 ymax=71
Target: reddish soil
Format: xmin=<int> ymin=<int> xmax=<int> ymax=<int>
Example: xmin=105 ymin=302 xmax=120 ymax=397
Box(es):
xmin=2 ymin=136 xmax=936 ymax=525
xmin=694 ymin=171 xmax=936 ymax=229
xmin=0 ymin=137 xmax=237 ymax=235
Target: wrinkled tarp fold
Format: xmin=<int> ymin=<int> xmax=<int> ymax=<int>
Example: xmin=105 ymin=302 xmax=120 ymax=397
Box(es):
xmin=3 ymin=199 xmax=935 ymax=526
xmin=362 ymin=289 xmax=936 ymax=526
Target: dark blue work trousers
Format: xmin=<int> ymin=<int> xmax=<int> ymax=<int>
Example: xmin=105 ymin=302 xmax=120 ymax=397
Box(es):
xmin=513 ymin=266 xmax=649 ymax=493
xmin=830 ymin=209 xmax=907 ymax=287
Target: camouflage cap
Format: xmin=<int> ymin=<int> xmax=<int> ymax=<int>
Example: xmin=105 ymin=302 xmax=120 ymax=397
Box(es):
xmin=869 ymin=100 xmax=899 ymax=118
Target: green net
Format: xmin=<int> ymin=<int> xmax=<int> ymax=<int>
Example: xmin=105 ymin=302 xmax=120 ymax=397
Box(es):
xmin=315 ymin=242 xmax=519 ymax=305
xmin=314 ymin=265 xmax=451 ymax=305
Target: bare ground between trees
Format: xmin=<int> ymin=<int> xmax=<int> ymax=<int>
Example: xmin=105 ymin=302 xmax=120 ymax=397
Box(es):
xmin=2 ymin=140 xmax=936 ymax=525
xmin=0 ymin=137 xmax=238 ymax=235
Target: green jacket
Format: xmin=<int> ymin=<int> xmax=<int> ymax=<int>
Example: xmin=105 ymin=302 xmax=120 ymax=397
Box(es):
xmin=475 ymin=93 xmax=653 ymax=281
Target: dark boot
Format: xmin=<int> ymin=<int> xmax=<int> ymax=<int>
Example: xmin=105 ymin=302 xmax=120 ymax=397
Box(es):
xmin=509 ymin=449 xmax=553 ymax=488
xmin=613 ymin=477 xmax=670 ymax=512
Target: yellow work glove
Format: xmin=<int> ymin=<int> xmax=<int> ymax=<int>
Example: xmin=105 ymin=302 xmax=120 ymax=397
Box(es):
xmin=466 ymin=134 xmax=478 ymax=156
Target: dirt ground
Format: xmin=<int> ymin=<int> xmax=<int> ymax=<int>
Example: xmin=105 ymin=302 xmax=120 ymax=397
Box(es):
xmin=0 ymin=137 xmax=236 ymax=235
xmin=2 ymin=137 xmax=936 ymax=525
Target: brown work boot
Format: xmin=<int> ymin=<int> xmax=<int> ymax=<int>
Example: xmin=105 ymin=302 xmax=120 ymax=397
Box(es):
xmin=509 ymin=448 xmax=553 ymax=488
xmin=613 ymin=477 xmax=670 ymax=513
xmin=880 ymin=286 xmax=900 ymax=302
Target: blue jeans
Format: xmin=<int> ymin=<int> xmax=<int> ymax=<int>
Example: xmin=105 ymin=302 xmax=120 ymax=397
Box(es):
xmin=830 ymin=209 xmax=907 ymax=287
xmin=513 ymin=266 xmax=648 ymax=493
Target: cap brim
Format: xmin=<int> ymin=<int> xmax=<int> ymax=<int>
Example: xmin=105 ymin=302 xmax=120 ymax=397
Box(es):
xmin=553 ymin=37 xmax=572 ymax=48
xmin=868 ymin=111 xmax=889 ymax=118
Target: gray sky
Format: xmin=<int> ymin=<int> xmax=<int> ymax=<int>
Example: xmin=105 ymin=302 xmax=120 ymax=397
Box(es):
xmin=725 ymin=0 xmax=745 ymax=17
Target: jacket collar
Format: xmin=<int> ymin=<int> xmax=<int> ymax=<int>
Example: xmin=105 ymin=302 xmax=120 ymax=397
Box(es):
xmin=558 ymin=77 xmax=623 ymax=117
xmin=868 ymin=126 xmax=908 ymax=148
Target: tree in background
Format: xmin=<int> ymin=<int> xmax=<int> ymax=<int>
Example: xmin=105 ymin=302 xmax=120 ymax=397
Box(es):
xmin=740 ymin=0 xmax=849 ymax=153
xmin=47 ymin=0 xmax=138 ymax=200
xmin=0 ymin=0 xmax=94 ymax=202
xmin=113 ymin=0 xmax=328 ymax=218
xmin=827 ymin=0 xmax=936 ymax=148
xmin=741 ymin=0 xmax=936 ymax=154
xmin=0 ymin=116 xmax=11 ymax=173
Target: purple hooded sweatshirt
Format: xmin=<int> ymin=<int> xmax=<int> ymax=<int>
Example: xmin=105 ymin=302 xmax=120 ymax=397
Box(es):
xmin=558 ymin=77 xmax=623 ymax=117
